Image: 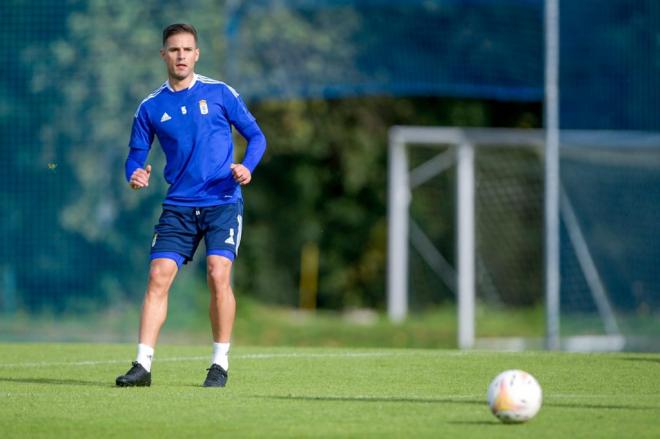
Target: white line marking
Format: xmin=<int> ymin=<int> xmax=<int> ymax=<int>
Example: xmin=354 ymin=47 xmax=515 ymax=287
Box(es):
xmin=0 ymin=351 xmax=426 ymax=369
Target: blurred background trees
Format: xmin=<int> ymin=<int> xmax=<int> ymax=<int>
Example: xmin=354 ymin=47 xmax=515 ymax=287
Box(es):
xmin=14 ymin=0 xmax=660 ymax=315
xmin=0 ymin=0 xmax=556 ymax=313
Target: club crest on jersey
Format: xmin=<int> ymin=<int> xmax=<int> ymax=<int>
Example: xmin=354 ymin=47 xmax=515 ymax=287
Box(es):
xmin=199 ymin=99 xmax=208 ymax=115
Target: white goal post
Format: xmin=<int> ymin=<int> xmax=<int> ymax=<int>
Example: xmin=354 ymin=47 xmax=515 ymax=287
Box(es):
xmin=387 ymin=126 xmax=660 ymax=351
xmin=388 ymin=127 xmax=545 ymax=349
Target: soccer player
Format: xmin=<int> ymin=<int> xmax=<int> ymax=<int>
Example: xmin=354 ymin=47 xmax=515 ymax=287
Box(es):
xmin=115 ymin=23 xmax=266 ymax=388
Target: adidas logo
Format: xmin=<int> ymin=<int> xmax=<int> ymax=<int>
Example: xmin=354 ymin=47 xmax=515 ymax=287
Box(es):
xmin=160 ymin=112 xmax=172 ymax=122
xmin=224 ymin=228 xmax=235 ymax=245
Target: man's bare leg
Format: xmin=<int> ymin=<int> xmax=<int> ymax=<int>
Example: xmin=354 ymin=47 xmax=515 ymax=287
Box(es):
xmin=116 ymin=258 xmax=178 ymax=386
xmin=139 ymin=258 xmax=179 ymax=347
xmin=207 ymin=255 xmax=236 ymax=343
xmin=205 ymin=255 xmax=235 ymax=384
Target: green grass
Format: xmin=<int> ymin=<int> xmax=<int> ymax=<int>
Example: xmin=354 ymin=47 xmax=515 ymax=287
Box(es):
xmin=1 ymin=343 xmax=659 ymax=438
xmin=0 ymin=298 xmax=544 ymax=348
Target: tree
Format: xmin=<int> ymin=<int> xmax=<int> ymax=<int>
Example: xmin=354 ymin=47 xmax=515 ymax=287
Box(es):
xmin=25 ymin=0 xmax=540 ymax=312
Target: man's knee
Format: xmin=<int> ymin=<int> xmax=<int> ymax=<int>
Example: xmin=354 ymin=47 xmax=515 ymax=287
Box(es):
xmin=147 ymin=259 xmax=178 ymax=292
xmin=207 ymin=256 xmax=232 ymax=287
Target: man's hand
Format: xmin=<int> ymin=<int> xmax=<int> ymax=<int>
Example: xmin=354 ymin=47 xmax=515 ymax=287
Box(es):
xmin=130 ymin=164 xmax=152 ymax=190
xmin=230 ymin=163 xmax=252 ymax=185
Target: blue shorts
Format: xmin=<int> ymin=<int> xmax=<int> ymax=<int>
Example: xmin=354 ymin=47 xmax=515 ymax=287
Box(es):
xmin=150 ymin=202 xmax=243 ymax=267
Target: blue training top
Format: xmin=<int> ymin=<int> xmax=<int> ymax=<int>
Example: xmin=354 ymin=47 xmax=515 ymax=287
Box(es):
xmin=126 ymin=74 xmax=266 ymax=206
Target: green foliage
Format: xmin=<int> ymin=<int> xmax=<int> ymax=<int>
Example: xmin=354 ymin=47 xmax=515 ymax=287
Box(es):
xmin=237 ymin=97 xmax=539 ymax=309
xmin=2 ymin=0 xmax=540 ymax=312
xmin=39 ymin=0 xmax=226 ymax=261
xmin=16 ymin=0 xmax=227 ymax=307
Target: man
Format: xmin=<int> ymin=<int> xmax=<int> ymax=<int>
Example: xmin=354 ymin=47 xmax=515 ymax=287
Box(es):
xmin=115 ymin=23 xmax=266 ymax=388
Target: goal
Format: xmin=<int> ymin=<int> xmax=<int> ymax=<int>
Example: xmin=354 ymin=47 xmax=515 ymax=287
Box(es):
xmin=387 ymin=126 xmax=660 ymax=351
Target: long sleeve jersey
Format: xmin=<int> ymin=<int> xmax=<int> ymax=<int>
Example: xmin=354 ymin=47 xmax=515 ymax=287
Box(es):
xmin=126 ymin=74 xmax=266 ymax=206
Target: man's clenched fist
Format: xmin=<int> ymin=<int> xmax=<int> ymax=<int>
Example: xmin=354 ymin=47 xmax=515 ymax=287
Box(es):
xmin=130 ymin=164 xmax=152 ymax=190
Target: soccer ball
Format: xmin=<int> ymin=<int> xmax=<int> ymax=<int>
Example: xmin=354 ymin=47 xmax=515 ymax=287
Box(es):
xmin=487 ymin=369 xmax=542 ymax=423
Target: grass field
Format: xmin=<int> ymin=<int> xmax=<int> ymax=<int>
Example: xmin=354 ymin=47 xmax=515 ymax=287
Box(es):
xmin=0 ymin=298 xmax=544 ymax=347
xmin=1 ymin=344 xmax=659 ymax=438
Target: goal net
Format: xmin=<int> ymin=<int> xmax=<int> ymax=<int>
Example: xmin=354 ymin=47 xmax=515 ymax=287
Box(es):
xmin=387 ymin=127 xmax=660 ymax=351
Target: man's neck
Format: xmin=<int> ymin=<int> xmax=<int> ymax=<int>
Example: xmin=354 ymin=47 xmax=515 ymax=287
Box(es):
xmin=168 ymin=73 xmax=196 ymax=91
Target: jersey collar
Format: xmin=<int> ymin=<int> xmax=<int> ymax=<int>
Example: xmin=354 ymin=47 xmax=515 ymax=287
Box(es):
xmin=166 ymin=73 xmax=198 ymax=92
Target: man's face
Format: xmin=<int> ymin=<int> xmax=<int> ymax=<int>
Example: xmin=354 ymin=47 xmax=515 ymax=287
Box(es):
xmin=160 ymin=32 xmax=199 ymax=81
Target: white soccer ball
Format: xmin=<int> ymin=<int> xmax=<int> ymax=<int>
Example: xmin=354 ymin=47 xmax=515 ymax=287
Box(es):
xmin=487 ymin=369 xmax=543 ymax=423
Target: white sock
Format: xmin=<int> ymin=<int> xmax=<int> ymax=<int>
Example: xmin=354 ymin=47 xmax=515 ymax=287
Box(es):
xmin=212 ymin=342 xmax=230 ymax=371
xmin=136 ymin=343 xmax=154 ymax=372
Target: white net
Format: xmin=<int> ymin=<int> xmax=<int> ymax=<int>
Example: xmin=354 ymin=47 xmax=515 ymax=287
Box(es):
xmin=559 ymin=132 xmax=660 ymax=342
xmin=474 ymin=146 xmax=543 ymax=308
xmin=391 ymin=128 xmax=660 ymax=350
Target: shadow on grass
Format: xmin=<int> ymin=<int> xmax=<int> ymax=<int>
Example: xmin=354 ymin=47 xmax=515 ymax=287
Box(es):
xmin=255 ymin=394 xmax=483 ymax=405
xmin=547 ymin=401 xmax=658 ymax=411
xmin=448 ymin=421 xmax=502 ymax=426
xmin=0 ymin=376 xmax=113 ymax=388
xmin=257 ymin=395 xmax=659 ymax=411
